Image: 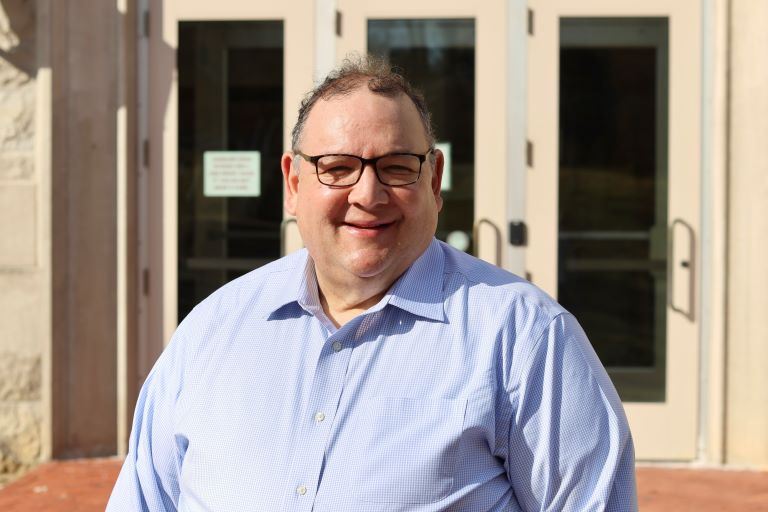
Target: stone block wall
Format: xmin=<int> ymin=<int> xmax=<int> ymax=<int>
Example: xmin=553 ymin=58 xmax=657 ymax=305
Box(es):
xmin=0 ymin=0 xmax=44 ymax=484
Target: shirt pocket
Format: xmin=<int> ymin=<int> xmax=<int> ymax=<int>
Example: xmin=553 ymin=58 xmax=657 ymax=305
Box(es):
xmin=342 ymin=396 xmax=467 ymax=504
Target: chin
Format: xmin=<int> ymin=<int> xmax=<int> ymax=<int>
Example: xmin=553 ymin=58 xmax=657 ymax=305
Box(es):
xmin=347 ymin=261 xmax=390 ymax=279
xmin=344 ymin=252 xmax=395 ymax=279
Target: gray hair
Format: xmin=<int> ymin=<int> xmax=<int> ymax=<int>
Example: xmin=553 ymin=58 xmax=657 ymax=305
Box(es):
xmin=290 ymin=54 xmax=436 ymax=151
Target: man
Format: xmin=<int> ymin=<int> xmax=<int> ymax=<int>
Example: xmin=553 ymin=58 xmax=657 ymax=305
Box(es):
xmin=108 ymin=56 xmax=637 ymax=511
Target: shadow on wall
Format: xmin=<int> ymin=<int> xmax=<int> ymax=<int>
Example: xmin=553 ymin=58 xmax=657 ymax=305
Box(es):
xmin=0 ymin=0 xmax=36 ymax=76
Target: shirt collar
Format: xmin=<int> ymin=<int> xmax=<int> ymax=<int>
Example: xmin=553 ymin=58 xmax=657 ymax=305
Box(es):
xmin=385 ymin=238 xmax=446 ymax=322
xmin=259 ymin=239 xmax=446 ymax=323
xmin=255 ymin=249 xmax=315 ymax=319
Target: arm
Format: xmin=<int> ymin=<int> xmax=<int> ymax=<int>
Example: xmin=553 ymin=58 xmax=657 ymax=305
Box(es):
xmin=106 ymin=335 xmax=187 ymax=511
xmin=507 ymin=313 xmax=637 ymax=511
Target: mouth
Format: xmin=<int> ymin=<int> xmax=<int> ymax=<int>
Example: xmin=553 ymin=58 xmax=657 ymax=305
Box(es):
xmin=342 ymin=220 xmax=396 ymax=235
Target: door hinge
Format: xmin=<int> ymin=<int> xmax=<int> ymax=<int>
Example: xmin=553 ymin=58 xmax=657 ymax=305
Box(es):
xmin=142 ymin=268 xmax=150 ymax=296
xmin=142 ymin=9 xmax=150 ymax=38
xmin=526 ymin=140 xmax=534 ymax=168
xmin=335 ymin=10 xmax=342 ymax=37
xmin=527 ymin=8 xmax=534 ymax=35
xmin=142 ymin=139 xmax=150 ymax=168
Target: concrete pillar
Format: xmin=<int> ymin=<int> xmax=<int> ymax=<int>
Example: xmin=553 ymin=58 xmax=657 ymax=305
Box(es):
xmin=49 ymin=0 xmax=119 ymax=458
xmin=726 ymin=0 xmax=768 ymax=468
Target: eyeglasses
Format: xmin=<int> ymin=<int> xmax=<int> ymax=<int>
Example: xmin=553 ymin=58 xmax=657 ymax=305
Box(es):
xmin=294 ymin=149 xmax=434 ymax=188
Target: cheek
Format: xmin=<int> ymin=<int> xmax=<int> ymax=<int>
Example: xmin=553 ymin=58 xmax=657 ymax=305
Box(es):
xmin=296 ymin=185 xmax=338 ymax=213
xmin=408 ymin=188 xmax=441 ymax=217
xmin=315 ymin=192 xmax=342 ymax=214
xmin=295 ymin=190 xmax=348 ymax=234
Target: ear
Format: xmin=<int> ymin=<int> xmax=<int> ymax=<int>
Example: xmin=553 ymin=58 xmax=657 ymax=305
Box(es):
xmin=430 ymin=148 xmax=445 ymax=212
xmin=282 ymin=151 xmax=299 ymax=216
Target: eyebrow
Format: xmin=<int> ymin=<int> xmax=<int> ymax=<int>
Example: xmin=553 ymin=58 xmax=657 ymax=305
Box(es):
xmin=308 ymin=147 xmax=422 ymax=156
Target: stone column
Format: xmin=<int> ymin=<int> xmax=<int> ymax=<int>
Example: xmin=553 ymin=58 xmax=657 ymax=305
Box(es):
xmin=0 ymin=0 xmax=45 ymax=483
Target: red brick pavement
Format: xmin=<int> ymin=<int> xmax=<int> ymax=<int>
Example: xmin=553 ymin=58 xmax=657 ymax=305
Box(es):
xmin=0 ymin=459 xmax=121 ymax=512
xmin=0 ymin=459 xmax=766 ymax=511
xmin=636 ymin=466 xmax=768 ymax=511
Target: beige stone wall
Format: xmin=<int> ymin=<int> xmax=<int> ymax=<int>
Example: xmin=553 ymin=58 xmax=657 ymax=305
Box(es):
xmin=0 ymin=0 xmax=44 ymax=483
xmin=726 ymin=0 xmax=768 ymax=468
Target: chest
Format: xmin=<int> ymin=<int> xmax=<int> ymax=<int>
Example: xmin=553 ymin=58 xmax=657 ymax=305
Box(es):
xmin=175 ymin=312 xmax=503 ymax=510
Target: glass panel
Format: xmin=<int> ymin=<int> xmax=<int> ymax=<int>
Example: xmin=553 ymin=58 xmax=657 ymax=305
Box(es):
xmin=558 ymin=18 xmax=669 ymax=402
xmin=178 ymin=21 xmax=284 ymax=322
xmin=368 ymin=19 xmax=475 ymax=253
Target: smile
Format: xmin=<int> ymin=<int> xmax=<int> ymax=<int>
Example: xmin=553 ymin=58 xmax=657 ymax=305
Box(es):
xmin=342 ymin=220 xmax=396 ymax=236
xmin=345 ymin=221 xmax=392 ymax=229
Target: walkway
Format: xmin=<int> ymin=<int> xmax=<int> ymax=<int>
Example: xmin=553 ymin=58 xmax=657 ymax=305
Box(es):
xmin=0 ymin=459 xmax=765 ymax=511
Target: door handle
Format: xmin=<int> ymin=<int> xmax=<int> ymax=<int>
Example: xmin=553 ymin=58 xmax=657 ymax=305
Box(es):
xmin=280 ymin=217 xmax=298 ymax=257
xmin=667 ymin=218 xmax=695 ymax=321
xmin=473 ymin=218 xmax=502 ymax=267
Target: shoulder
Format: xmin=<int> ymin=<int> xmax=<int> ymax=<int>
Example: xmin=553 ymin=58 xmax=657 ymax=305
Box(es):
xmin=201 ymin=249 xmax=307 ymax=305
xmin=437 ymin=240 xmax=567 ymax=324
xmin=162 ymin=250 xmax=308 ymax=367
xmin=434 ymin=242 xmax=583 ymax=390
xmin=181 ymin=250 xmax=307 ymax=326
xmin=138 ymin=251 xmax=309 ymax=409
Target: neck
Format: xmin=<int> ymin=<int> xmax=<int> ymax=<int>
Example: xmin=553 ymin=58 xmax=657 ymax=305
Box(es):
xmin=315 ymin=273 xmax=392 ymax=328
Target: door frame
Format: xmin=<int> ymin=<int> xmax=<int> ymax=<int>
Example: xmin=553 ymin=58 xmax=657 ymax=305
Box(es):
xmin=134 ymin=0 xmax=710 ymax=462
xmin=526 ymin=0 xmax=702 ymax=460
xmin=337 ymin=0 xmax=526 ymax=267
xmin=139 ymin=0 xmax=315 ymax=409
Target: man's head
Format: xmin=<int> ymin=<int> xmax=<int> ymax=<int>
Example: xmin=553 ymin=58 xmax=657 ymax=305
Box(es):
xmin=290 ymin=55 xmax=436 ymax=151
xmin=281 ymin=55 xmax=444 ymax=300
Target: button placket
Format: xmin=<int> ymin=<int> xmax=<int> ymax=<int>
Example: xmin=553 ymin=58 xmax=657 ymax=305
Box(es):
xmin=281 ymin=332 xmax=354 ymax=512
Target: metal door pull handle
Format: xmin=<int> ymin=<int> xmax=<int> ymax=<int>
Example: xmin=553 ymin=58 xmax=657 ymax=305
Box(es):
xmin=667 ymin=218 xmax=695 ymax=321
xmin=473 ymin=218 xmax=502 ymax=267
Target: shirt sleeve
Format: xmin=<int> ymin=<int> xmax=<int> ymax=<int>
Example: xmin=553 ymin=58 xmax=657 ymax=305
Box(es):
xmin=506 ymin=312 xmax=638 ymax=511
xmin=106 ymin=333 xmax=187 ymax=512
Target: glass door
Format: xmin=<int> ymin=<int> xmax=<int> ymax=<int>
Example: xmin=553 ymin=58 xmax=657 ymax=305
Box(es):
xmin=368 ymin=19 xmax=476 ymax=253
xmin=558 ymin=17 xmax=670 ymax=403
xmin=337 ymin=0 xmax=515 ymax=266
xmin=143 ymin=1 xmax=314 ymax=375
xmin=527 ymin=0 xmax=702 ymax=460
xmin=177 ymin=21 xmax=285 ymax=322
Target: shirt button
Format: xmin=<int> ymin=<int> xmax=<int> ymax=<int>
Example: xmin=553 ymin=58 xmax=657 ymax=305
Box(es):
xmin=296 ymin=485 xmax=307 ymax=496
xmin=332 ymin=341 xmax=342 ymax=352
xmin=314 ymin=411 xmax=326 ymax=423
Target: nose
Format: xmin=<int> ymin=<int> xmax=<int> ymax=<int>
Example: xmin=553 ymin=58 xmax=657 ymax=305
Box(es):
xmin=347 ymin=162 xmax=388 ymax=207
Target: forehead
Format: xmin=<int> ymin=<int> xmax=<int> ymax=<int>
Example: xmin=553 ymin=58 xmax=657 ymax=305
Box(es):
xmin=301 ymin=87 xmax=428 ymax=152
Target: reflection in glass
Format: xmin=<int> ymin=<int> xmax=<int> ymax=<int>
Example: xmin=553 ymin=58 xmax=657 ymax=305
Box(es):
xmin=178 ymin=21 xmax=283 ymax=322
xmin=558 ymin=18 xmax=669 ymax=401
xmin=368 ymin=19 xmax=475 ymax=252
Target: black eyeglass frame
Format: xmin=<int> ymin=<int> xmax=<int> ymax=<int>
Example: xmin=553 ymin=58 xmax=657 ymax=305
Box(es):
xmin=294 ymin=149 xmax=435 ymax=188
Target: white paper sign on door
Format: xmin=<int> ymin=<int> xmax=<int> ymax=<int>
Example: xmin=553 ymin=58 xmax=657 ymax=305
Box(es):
xmin=203 ymin=151 xmax=261 ymax=197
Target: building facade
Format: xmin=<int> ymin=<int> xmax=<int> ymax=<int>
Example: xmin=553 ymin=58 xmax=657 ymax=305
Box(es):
xmin=0 ymin=0 xmax=766 ymax=482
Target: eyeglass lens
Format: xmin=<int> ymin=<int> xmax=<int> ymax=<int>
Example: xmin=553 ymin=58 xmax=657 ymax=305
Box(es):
xmin=316 ymin=154 xmax=421 ymax=186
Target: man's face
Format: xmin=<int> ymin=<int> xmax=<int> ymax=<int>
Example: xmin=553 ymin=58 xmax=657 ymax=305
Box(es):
xmin=282 ymin=87 xmax=443 ymax=290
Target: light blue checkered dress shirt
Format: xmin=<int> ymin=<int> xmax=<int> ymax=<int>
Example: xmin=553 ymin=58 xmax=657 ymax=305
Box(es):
xmin=108 ymin=239 xmax=637 ymax=511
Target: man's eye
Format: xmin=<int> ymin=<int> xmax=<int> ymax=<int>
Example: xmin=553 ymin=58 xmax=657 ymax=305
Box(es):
xmin=317 ymin=156 xmax=358 ymax=174
xmin=380 ymin=165 xmax=417 ymax=176
xmin=320 ymin=166 xmax=355 ymax=175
